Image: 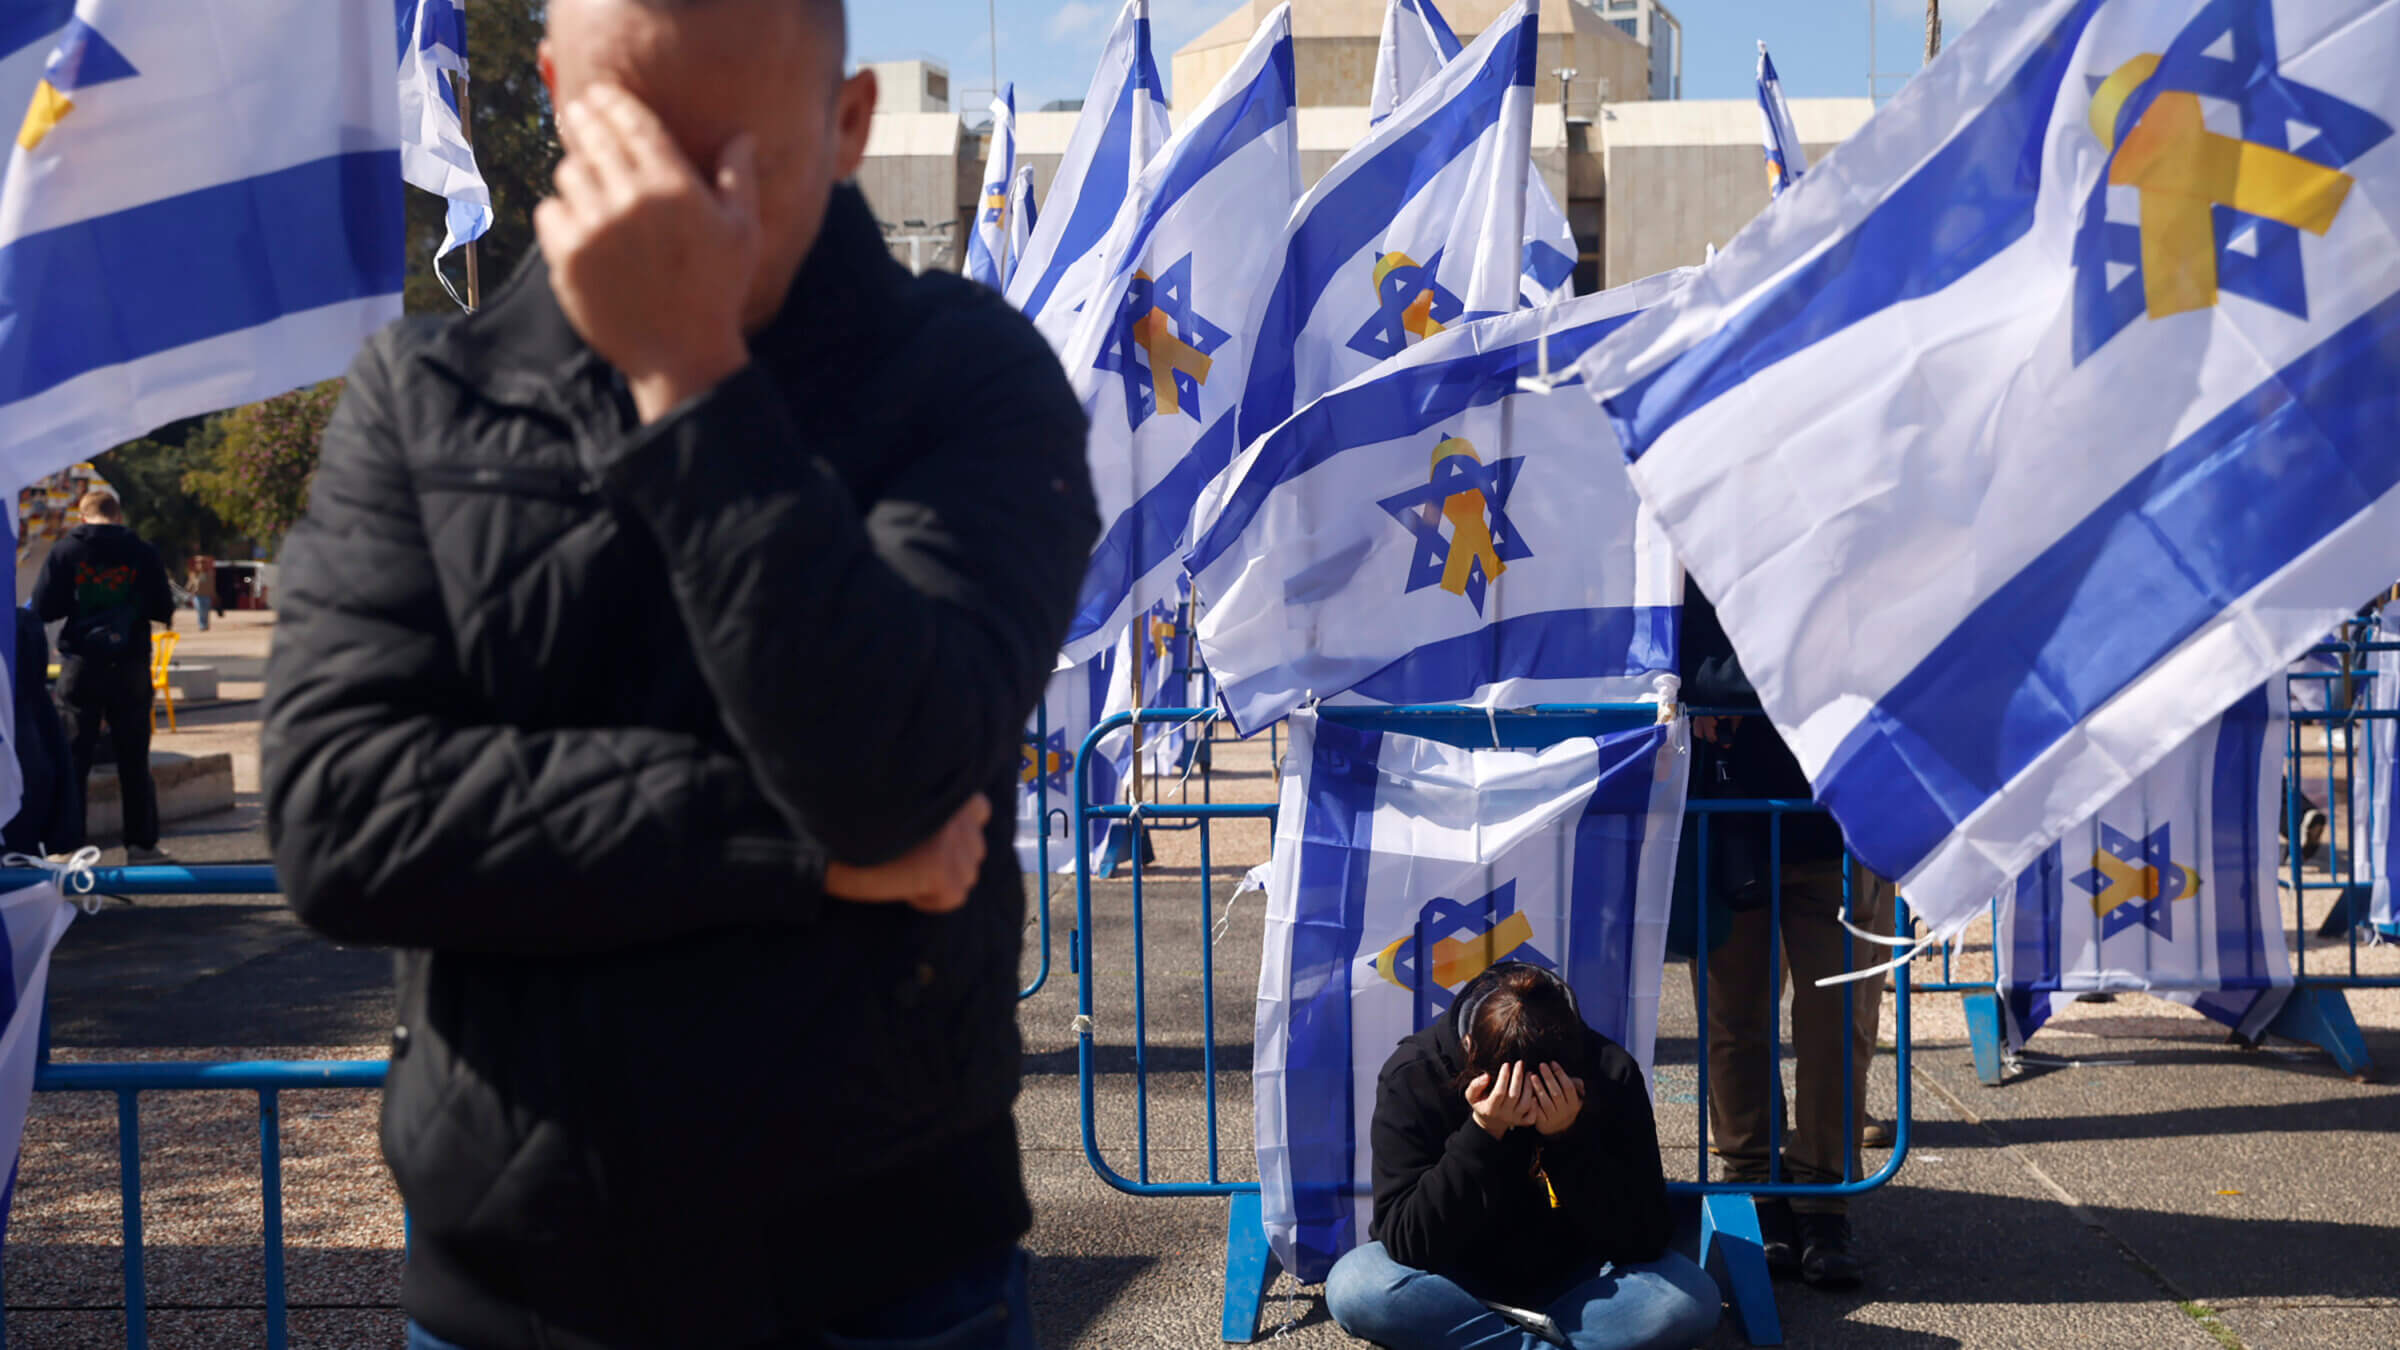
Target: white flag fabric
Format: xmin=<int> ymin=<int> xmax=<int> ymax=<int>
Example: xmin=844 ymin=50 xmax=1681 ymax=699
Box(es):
xmin=1004 ymin=0 xmax=1168 ymax=350
xmin=1370 ymin=0 xmax=1576 ymax=306
xmin=963 ymin=83 xmax=1016 ymax=290
xmin=1254 ymin=711 xmax=1688 ymax=1283
xmin=0 ymin=2 xmax=403 ymax=485
xmin=397 ymin=0 xmax=489 ymax=267
xmin=1576 ymin=0 xmax=2400 ymax=937
xmin=0 ymin=875 xmax=78 ymax=1247
xmin=1189 ymin=271 xmax=1689 ymax=736
xmin=2359 ymin=637 xmax=2400 ymax=936
xmin=1236 ymin=0 xmax=1536 ymax=449
xmin=1008 ymin=163 xmax=1038 ymax=270
xmin=1051 ymin=5 xmax=1298 ymax=667
xmin=1755 ymin=41 xmax=1807 ymax=197
xmin=1997 ymin=683 xmax=2293 ymax=1047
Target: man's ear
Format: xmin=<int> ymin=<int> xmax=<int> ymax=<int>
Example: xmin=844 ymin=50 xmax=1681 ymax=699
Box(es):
xmin=832 ymin=68 xmax=876 ymax=181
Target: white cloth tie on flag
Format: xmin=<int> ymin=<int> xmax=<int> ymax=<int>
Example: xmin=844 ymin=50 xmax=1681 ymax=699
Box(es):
xmin=963 ymin=84 xmax=1016 ymax=290
xmin=1004 ymin=0 xmax=1167 ymax=351
xmin=0 ymin=1 xmax=404 ymax=485
xmin=397 ymin=0 xmax=489 ymax=269
xmin=1997 ymin=681 xmax=2294 ymax=1047
xmin=1050 ymin=5 xmax=1298 ymax=668
xmin=1755 ymin=41 xmax=1807 ymax=197
xmin=1371 ymin=0 xmax=1576 ymax=305
xmin=1189 ymin=270 xmax=1690 ymax=736
xmin=1236 ymin=0 xmax=1536 ymax=450
xmin=1253 ymin=711 xmax=1688 ymax=1284
xmin=1576 ymin=0 xmax=2400 ymax=938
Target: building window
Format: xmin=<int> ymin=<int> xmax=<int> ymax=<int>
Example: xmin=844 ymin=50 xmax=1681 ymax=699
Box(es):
xmin=928 ymin=72 xmax=949 ymax=105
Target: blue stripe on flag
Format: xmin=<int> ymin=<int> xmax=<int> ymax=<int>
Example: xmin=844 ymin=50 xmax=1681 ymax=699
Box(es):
xmin=2208 ymin=687 xmax=2274 ymax=988
xmin=2005 ymin=844 xmax=2063 ymax=1036
xmin=1347 ymin=606 xmax=1678 ymax=706
xmin=1604 ymin=1 xmax=2104 ymax=461
xmin=1018 ymin=26 xmax=1154 ymax=321
xmin=1286 ymin=718 xmax=1382 ymax=1284
xmin=0 ymin=151 xmax=405 ymax=406
xmin=0 ymin=0 xmax=72 ymax=60
xmin=1563 ymin=726 xmax=1666 ymax=1049
xmin=1191 ymin=306 xmax=1643 ymax=578
xmin=1067 ymin=414 xmax=1240 ymax=647
xmin=1819 ymin=286 xmax=2400 ymax=883
xmin=1236 ymin=10 xmax=1536 ymax=446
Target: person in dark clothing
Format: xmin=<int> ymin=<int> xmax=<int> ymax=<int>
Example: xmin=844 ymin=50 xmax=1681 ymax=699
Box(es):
xmin=1326 ymin=964 xmax=1720 ymax=1350
xmin=260 ymin=3 xmax=1097 ymax=1348
xmin=1679 ymin=582 xmax=1893 ymax=1289
xmin=5 ymin=604 xmax=84 ymax=857
xmin=32 ymin=490 xmax=175 ymax=864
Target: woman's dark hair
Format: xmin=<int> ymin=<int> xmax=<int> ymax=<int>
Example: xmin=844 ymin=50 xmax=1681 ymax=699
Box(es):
xmin=1451 ymin=963 xmax=1586 ymax=1090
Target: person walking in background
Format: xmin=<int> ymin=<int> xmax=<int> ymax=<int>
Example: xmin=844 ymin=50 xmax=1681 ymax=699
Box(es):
xmin=4 ymin=603 xmax=84 ymax=858
xmin=33 ymin=490 xmax=175 ymax=865
xmin=186 ymin=555 xmax=215 ymax=632
xmin=261 ymin=1 xmax=1096 ymax=1346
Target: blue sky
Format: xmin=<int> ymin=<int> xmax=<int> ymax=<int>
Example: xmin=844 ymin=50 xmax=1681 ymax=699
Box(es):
xmin=852 ymin=0 xmax=2000 ymax=114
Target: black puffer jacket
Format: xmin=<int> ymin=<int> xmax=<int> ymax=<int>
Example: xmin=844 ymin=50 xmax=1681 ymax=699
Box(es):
xmin=1367 ymin=969 xmax=1674 ymax=1306
xmin=262 ymin=186 xmax=1097 ymax=1349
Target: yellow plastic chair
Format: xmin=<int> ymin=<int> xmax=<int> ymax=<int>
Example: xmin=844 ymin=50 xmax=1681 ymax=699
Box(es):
xmin=151 ymin=630 xmax=179 ymax=733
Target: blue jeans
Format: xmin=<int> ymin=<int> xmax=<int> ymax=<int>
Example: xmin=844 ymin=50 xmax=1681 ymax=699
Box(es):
xmin=1325 ymin=1241 xmax=1721 ymax=1350
xmin=405 ymin=1247 xmax=1035 ymax=1350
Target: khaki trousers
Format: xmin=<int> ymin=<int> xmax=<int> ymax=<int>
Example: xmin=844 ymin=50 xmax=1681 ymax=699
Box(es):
xmin=1704 ymin=861 xmax=1895 ymax=1215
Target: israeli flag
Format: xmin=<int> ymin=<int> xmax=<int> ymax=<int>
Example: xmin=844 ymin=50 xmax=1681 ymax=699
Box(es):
xmin=1756 ymin=41 xmax=1807 ymax=197
xmin=1189 ymin=270 xmax=1690 ymax=737
xmin=0 ymin=1 xmax=69 ymax=62
xmin=1371 ymin=0 xmax=1577 ymax=306
xmin=1998 ymin=683 xmax=2293 ymax=1047
xmin=1004 ymin=0 xmax=1167 ymax=350
xmin=397 ymin=0 xmax=489 ymax=270
xmin=0 ymin=1 xmax=403 ymax=485
xmin=1008 ymin=163 xmax=1038 ymax=268
xmin=1051 ymin=5 xmax=1298 ymax=668
xmin=1576 ymin=0 xmax=2400 ymax=937
xmin=0 ymin=875 xmax=75 ymax=1250
xmin=2359 ymin=638 xmax=2400 ymax=936
xmin=1237 ymin=0 xmax=1537 ymax=449
xmin=1016 ymin=654 xmax=1130 ymax=876
xmin=1253 ymin=712 xmax=1688 ymax=1283
xmin=1369 ymin=0 xmax=1458 ymax=125
xmin=963 ymin=83 xmax=1016 ymax=290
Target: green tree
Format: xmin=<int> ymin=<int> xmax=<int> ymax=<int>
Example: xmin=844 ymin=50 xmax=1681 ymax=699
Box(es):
xmin=99 ymin=426 xmax=243 ymax=570
xmin=404 ymin=2 xmax=560 ymax=314
xmin=185 ymin=382 xmax=344 ymax=550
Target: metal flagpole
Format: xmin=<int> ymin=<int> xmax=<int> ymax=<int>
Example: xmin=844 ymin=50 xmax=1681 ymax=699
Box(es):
xmin=454 ymin=66 xmax=482 ymax=311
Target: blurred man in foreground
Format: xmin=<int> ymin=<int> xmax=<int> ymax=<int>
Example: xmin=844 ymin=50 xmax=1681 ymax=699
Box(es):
xmin=262 ymin=1 xmax=1096 ymax=1346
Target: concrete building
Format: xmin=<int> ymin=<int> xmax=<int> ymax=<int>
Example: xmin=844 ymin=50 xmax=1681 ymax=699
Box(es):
xmin=854 ymin=1 xmax=1871 ymax=283
xmin=1594 ymin=0 xmax=1681 ymax=100
xmin=863 ymin=60 xmax=954 ymax=114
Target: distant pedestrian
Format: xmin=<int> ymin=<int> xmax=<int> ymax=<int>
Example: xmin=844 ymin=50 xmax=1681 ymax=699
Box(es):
xmin=33 ymin=489 xmax=176 ymax=864
xmin=187 ymin=555 xmax=215 ymax=631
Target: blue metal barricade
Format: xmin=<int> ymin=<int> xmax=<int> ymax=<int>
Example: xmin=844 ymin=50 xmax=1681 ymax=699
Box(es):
xmin=2 ymin=864 xmax=388 ymax=1350
xmin=1071 ymin=707 xmax=1918 ymax=1347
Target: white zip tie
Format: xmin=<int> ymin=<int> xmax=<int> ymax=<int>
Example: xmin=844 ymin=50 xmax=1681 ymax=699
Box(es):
xmin=5 ymin=846 xmax=105 ymax=912
xmin=1071 ymin=1014 xmax=1095 ymax=1037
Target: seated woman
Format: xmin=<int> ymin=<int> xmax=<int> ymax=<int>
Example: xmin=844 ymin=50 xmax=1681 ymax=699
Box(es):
xmin=1327 ymin=963 xmax=1721 ymax=1350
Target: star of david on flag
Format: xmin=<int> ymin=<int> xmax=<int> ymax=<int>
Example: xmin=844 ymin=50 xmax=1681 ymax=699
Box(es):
xmin=1348 ymin=250 xmax=1465 ymax=361
xmin=1022 ymin=728 xmax=1074 ymax=800
xmin=1091 ymin=254 xmax=1231 ymax=431
xmin=2068 ymin=822 xmax=2199 ymax=939
xmin=1375 ymin=438 xmax=1531 ymax=616
xmin=2072 ymin=0 xmax=2394 ymax=361
xmin=1370 ymin=879 xmax=1559 ymax=1020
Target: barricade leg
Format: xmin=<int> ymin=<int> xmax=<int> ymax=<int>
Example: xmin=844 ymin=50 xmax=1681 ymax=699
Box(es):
xmin=2263 ymin=985 xmax=2375 ymax=1080
xmin=1697 ymin=1193 xmax=1782 ymax=1346
xmin=1962 ymin=992 xmax=2008 ymax=1087
xmin=1219 ymin=1190 xmax=1277 ymax=1343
